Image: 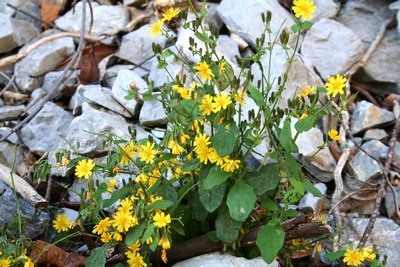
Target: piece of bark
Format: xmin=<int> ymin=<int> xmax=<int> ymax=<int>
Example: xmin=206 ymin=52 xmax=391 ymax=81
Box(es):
xmin=0 ymin=163 xmax=48 ymax=210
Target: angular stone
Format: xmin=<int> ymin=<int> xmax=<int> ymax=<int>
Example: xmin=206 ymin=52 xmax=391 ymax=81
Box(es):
xmin=204 ymin=3 xmax=224 ymax=30
xmin=83 ymin=85 xmax=132 ymax=118
xmin=298 ymin=183 xmax=327 ymax=213
xmin=0 ymin=105 xmax=25 ymax=121
xmin=20 ymin=102 xmax=73 ymax=156
xmin=15 ymin=2 xmax=41 ymax=29
xmin=0 ymin=181 xmax=49 ymax=239
xmin=0 ymin=16 xmax=40 ymax=53
xmin=385 ymin=185 xmax=400 ymax=222
xmin=104 ymin=65 xmax=147 ymax=88
xmin=42 ymin=71 xmax=77 ymax=93
xmin=55 ymin=2 xmax=129 ymax=37
xmin=112 ymin=69 xmax=147 ymax=116
xmin=0 ymin=127 xmax=18 ymax=144
xmin=117 ymin=24 xmax=168 ymax=70
xmin=341 ymin=217 xmax=400 ymax=267
xmin=26 ymin=88 xmax=46 ymax=115
xmin=301 ymin=18 xmax=364 ymax=80
xmin=0 ymin=142 xmax=27 ymax=170
xmin=390 ymin=1 xmax=400 ymax=35
xmin=173 ymin=252 xmax=279 ymax=267
xmin=393 ymin=142 xmax=400 ymax=168
xmin=139 ymin=98 xmax=168 ymax=127
xmin=15 ymin=30 xmax=75 ymax=92
xmin=363 ymin=129 xmax=389 ymax=142
xmin=217 ymin=0 xmax=294 ymax=49
xmin=351 ymin=100 xmax=395 ymax=134
xmin=311 ymin=0 xmax=339 ymax=22
xmin=348 ymin=151 xmax=382 ymax=183
xmin=68 ymin=84 xmax=88 ymax=116
xmin=361 ymin=140 xmax=388 ymax=160
xmin=216 ymin=35 xmax=240 ymax=65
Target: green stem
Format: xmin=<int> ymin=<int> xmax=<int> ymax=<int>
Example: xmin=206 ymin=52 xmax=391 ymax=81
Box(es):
xmin=10 ymin=141 xmax=22 ymax=237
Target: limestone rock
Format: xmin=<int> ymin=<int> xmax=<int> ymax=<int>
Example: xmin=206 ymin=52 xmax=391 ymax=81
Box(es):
xmin=363 ymin=129 xmax=389 ymax=142
xmin=139 ymin=98 xmax=168 ymax=127
xmin=20 ymin=102 xmax=73 ymax=156
xmin=42 ymin=71 xmax=77 ymax=93
xmin=298 ymin=183 xmax=327 ymax=213
xmin=361 ymin=140 xmax=388 ymax=160
xmin=351 ymin=100 xmax=395 ymax=135
xmin=347 ymin=151 xmax=382 ymax=183
xmin=55 ymin=2 xmax=129 ymax=37
xmin=103 ymin=65 xmax=147 ymax=88
xmin=385 ymin=185 xmax=400 ymax=222
xmin=68 ymin=85 xmax=89 ymax=116
xmin=300 ymin=18 xmax=364 ymax=80
xmin=0 ymin=105 xmax=25 ymax=121
xmin=311 ymin=0 xmax=339 ymax=22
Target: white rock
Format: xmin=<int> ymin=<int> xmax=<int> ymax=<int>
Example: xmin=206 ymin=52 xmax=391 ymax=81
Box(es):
xmin=0 ymin=105 xmax=25 ymax=121
xmin=311 ymin=0 xmax=339 ymax=22
xmin=42 ymin=71 xmax=77 ymax=93
xmin=139 ymin=98 xmax=168 ymax=127
xmin=298 ymin=183 xmax=327 ymax=213
xmin=363 ymin=129 xmax=389 ymax=142
xmin=301 ymin=18 xmax=364 ymax=80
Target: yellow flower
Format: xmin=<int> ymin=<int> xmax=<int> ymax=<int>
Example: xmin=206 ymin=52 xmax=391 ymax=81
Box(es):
xmin=0 ymin=257 xmax=11 ymax=267
xmin=113 ymin=165 xmax=121 ymax=174
xmin=138 ymin=141 xmax=157 ymax=164
xmin=118 ymin=198 xmax=134 ymax=213
xmin=113 ymin=211 xmax=135 ymax=233
xmin=193 ymin=133 xmax=211 ymax=151
xmin=136 ymin=173 xmax=149 ymax=184
xmin=212 ymin=94 xmax=232 ymax=113
xmin=92 ymin=217 xmax=111 ymax=235
xmin=173 ymin=85 xmax=192 ymax=100
xmin=162 ymin=7 xmax=180 ymax=21
xmin=149 ymin=20 xmax=164 ymax=38
xmin=297 ymin=85 xmax=316 ymax=98
xmin=292 ymin=0 xmax=316 ymax=20
xmin=107 ymin=178 xmax=117 ymax=193
xmin=343 ymin=248 xmax=365 ymax=266
xmin=362 ymin=247 xmax=376 ymax=261
xmin=221 ymin=157 xmax=240 ymax=172
xmin=113 ymin=231 xmax=123 ymax=241
xmin=167 ymin=139 xmax=184 ymax=155
xmin=193 ymin=61 xmax=215 ymax=81
xmin=179 ymin=133 xmax=190 ymax=144
xmin=153 ymin=211 xmax=171 ymax=228
xmin=299 ymin=112 xmax=308 ymax=119
xmin=208 ymin=148 xmax=224 ymax=166
xmin=158 ymin=234 xmax=171 ymax=249
xmin=53 ymin=214 xmax=72 ymax=233
xmin=146 ymin=236 xmax=153 ymax=245
xmin=218 ymin=59 xmax=226 ymax=74
xmin=62 ymin=157 xmax=69 ymax=166
xmin=127 ymin=240 xmax=141 ymax=253
xmin=161 ymin=248 xmax=168 ymax=264
xmin=316 ymin=243 xmax=322 ymax=253
xmin=22 ymin=256 xmax=34 ymax=267
xmin=101 ymin=232 xmax=112 ymax=243
xmin=199 ymin=94 xmax=214 ymax=116
xmin=234 ymin=90 xmax=247 ymax=107
xmin=196 ymin=145 xmax=212 ymax=164
xmin=126 ymin=252 xmax=147 ymax=267
xmin=75 ymin=159 xmax=95 ymax=179
xmin=326 ymin=74 xmax=347 ymax=97
xmin=328 ymin=129 xmax=341 ymax=141
xmin=120 ymin=142 xmax=135 ymax=166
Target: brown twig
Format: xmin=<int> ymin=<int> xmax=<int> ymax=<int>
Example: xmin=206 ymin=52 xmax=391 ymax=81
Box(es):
xmin=0 ymin=0 xmax=91 ymax=144
xmin=6 ymin=3 xmax=62 ymax=30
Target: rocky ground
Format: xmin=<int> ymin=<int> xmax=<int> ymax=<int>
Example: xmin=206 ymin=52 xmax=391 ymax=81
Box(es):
xmin=1 ymin=0 xmax=400 ymax=266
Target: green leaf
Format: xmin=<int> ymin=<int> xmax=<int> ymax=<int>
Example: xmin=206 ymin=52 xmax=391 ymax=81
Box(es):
xmin=199 ymin=181 xmax=227 ymax=212
xmin=324 ymin=249 xmax=346 ymax=261
xmin=215 ymin=205 xmax=242 ymax=244
xmin=161 ymin=49 xmax=173 ymax=59
xmin=291 ymin=23 xmax=302 ymax=33
xmin=279 ymin=119 xmax=298 ymax=153
xmin=66 ymin=156 xmax=86 ymax=168
xmin=170 ymin=220 xmax=185 ymax=236
xmin=85 ymin=244 xmax=110 ymax=267
xmin=245 ymin=163 xmax=281 ymax=195
xmin=203 ymin=166 xmax=231 ymax=190
xmin=124 ymin=90 xmax=137 ymax=100
xmin=158 ymin=183 xmax=178 ymax=203
xmin=262 ymin=198 xmax=279 ymax=212
xmin=194 ymin=31 xmax=213 ymax=44
xmin=102 ymin=187 xmax=131 ymax=208
xmin=189 ymin=190 xmax=208 ymax=221
xmin=182 ymin=159 xmax=200 ymax=171
xmin=146 ymin=200 xmax=174 ymax=211
xmin=206 ymin=231 xmax=220 ymax=242
xmin=227 ymin=181 xmax=256 ymax=221
xmin=295 ymin=114 xmax=316 ymax=133
xmin=248 ymin=85 xmax=264 ymax=106
xmin=157 ymin=60 xmax=168 ymax=69
xmin=302 ymin=180 xmax=323 ymax=198
xmin=125 ymin=222 xmax=146 ymax=245
xmin=115 ymin=264 xmax=128 ymax=267
xmin=212 ymin=122 xmax=239 ymax=156
xmin=216 ymin=61 xmax=234 ymax=91
xmin=256 ymin=219 xmax=285 ymax=264
xmin=289 ymin=177 xmax=304 ymax=196
xmin=141 ymin=224 xmax=154 ymax=243
xmin=302 ymin=21 xmax=313 ymax=30
xmin=317 ymin=86 xmax=326 ymax=93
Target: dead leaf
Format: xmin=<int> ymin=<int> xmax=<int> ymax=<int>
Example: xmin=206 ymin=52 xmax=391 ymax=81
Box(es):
xmin=41 ymin=0 xmax=62 ymax=30
xmin=78 ymin=45 xmax=100 ymax=84
xmin=2 ymin=91 xmax=30 ymax=105
xmin=30 ymin=240 xmax=86 ymax=267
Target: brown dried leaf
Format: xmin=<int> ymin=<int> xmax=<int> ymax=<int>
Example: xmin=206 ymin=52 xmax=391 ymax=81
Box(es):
xmin=79 ymin=46 xmax=100 ymax=84
xmin=41 ymin=0 xmax=62 ymax=30
xmin=2 ymin=91 xmax=29 ymax=105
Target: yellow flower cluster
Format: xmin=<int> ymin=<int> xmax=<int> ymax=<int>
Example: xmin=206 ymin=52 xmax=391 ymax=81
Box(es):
xmin=53 ymin=214 xmax=73 ymax=233
xmin=292 ymin=0 xmax=316 ymax=20
xmin=149 ymin=7 xmax=180 ymax=38
xmin=343 ymin=247 xmax=376 ymax=266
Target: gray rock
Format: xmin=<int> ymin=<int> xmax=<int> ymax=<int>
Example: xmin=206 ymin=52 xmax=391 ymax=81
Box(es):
xmin=0 ymin=98 xmax=4 ymax=106
xmin=363 ymin=129 xmax=389 ymax=142
xmin=83 ymin=85 xmax=132 ymax=118
xmin=0 ymin=105 xmax=25 ymax=121
xmin=0 ymin=181 xmax=49 ymax=239
xmin=360 ymin=29 xmax=400 ymax=85
xmin=112 ymin=69 xmax=147 ymax=116
xmin=217 ymin=0 xmax=294 ymax=49
xmin=337 ymin=0 xmax=393 ymax=48
xmin=351 ymin=100 xmax=395 ymax=135
xmin=348 ymin=151 xmax=382 ymax=183
xmin=216 ymin=35 xmax=240 ymax=65
xmin=393 ymin=142 xmax=400 ymax=168
xmin=0 ymin=142 xmax=27 ymax=169
xmin=0 ymin=16 xmax=40 ymax=53
xmin=0 ymin=127 xmax=19 ymax=144
xmin=103 ymin=65 xmax=148 ymax=88
xmin=42 ymin=71 xmax=77 ymax=93
xmin=55 ymin=2 xmax=129 ymax=37
xmin=15 ymin=2 xmax=41 ymax=29
xmin=361 ymin=140 xmax=389 ymax=160
xmin=117 ymin=24 xmax=168 ymax=70
xmin=25 ymin=88 xmax=46 ymax=116
xmin=15 ymin=30 xmax=75 ymax=92
xmin=300 ymin=18 xmax=364 ymax=80
xmin=60 ymin=208 xmax=79 ymax=223
xmin=341 ymin=217 xmax=400 ymax=267
xmin=20 ymin=102 xmax=73 ymax=156
xmin=385 ymin=185 xmax=400 ymax=222
xmin=311 ymin=0 xmax=339 ymax=22
xmin=390 ymin=1 xmax=400 ymax=35
xmin=151 ymin=127 xmax=166 ymax=139
xmin=204 ymin=3 xmax=224 ymax=30
xmin=173 ymin=252 xmax=279 ymax=267
xmin=139 ymin=98 xmax=168 ymax=127
xmin=298 ymin=183 xmax=327 ymax=213
xmin=252 ymin=45 xmax=324 ymax=109
xmin=68 ymin=84 xmax=88 ymax=116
